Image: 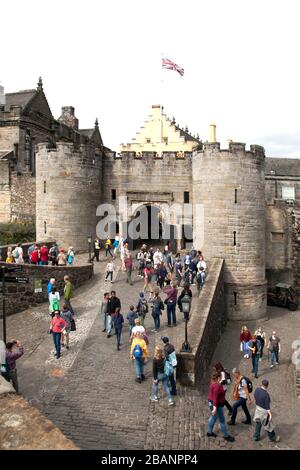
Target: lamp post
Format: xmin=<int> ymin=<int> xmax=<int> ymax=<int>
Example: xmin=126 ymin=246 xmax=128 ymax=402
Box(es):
xmin=87 ymin=235 xmax=92 ymax=263
xmin=180 ymin=293 xmax=192 ymax=353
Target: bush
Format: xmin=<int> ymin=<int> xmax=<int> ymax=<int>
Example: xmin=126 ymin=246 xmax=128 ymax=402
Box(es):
xmin=0 ymin=222 xmax=36 ymax=246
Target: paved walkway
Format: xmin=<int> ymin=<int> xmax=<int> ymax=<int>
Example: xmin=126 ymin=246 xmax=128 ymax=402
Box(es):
xmin=4 ymin=255 xmax=300 ymax=450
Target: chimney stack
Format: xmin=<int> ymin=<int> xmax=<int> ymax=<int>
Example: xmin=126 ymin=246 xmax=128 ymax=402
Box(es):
xmin=209 ymin=124 xmax=217 ymax=143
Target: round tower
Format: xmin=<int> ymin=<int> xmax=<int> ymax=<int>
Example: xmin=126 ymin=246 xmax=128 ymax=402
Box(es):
xmin=36 ymin=142 xmax=102 ymax=252
xmin=192 ymin=140 xmax=267 ymax=320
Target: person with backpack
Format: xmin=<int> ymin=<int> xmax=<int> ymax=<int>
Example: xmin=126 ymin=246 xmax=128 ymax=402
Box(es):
xmin=60 ymin=303 xmax=74 ymax=350
xmin=213 ymin=362 xmax=233 ymax=415
xmin=207 ymin=371 xmax=235 ymax=442
xmin=253 ymin=379 xmax=280 ymax=443
xmin=49 ymin=287 xmax=60 ymax=317
xmin=49 ymin=244 xmax=59 ymax=266
xmin=113 ymin=307 xmax=124 ymax=351
xmin=13 ymin=244 xmax=24 ymax=264
xmin=150 ymin=346 xmax=175 ymax=406
xmin=196 ymin=266 xmax=206 ymax=293
xmin=149 ymin=289 xmax=164 ymax=332
xmin=64 ymin=275 xmax=74 ymax=315
xmin=248 ymin=335 xmax=262 ymax=378
xmin=130 ymin=331 xmax=148 ymax=383
xmin=228 ymin=368 xmax=252 ymax=426
xmin=136 ymin=292 xmax=148 ymax=326
xmin=161 ymin=336 xmax=177 ymax=396
xmin=67 ymin=247 xmax=75 ymax=266
xmin=267 ymin=331 xmax=281 ymax=368
xmin=127 ymin=305 xmax=138 ymax=337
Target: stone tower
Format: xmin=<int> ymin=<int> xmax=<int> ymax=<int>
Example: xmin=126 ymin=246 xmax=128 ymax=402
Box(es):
xmin=35 ymin=142 xmax=102 ymax=251
xmin=192 ymin=141 xmax=267 ymax=320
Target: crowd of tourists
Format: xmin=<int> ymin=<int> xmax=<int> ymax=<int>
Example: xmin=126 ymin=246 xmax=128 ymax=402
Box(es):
xmin=4 ymin=242 xmax=75 ymax=266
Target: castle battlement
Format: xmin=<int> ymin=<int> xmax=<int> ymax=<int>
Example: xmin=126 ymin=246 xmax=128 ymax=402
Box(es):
xmin=199 ymin=141 xmax=265 ymax=161
xmin=0 ymin=105 xmax=22 ymax=120
xmin=116 ymin=150 xmax=193 ymax=161
xmin=36 ymin=141 xmax=102 ymax=169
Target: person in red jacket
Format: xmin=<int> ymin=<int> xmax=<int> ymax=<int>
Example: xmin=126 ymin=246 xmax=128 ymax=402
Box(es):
xmin=207 ymin=372 xmax=235 ymax=442
xmin=30 ymin=246 xmax=39 ymax=265
xmin=240 ymin=325 xmax=252 ymax=358
xmin=40 ymin=244 xmax=49 ymax=265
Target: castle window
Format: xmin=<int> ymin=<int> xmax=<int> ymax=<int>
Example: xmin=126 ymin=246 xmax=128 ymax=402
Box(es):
xmin=44 ymin=181 xmax=46 ymax=193
xmin=233 ymin=231 xmax=236 ymax=246
xmin=44 ymin=221 xmax=47 ymax=234
xmin=163 ymin=137 xmax=168 ymax=145
xmin=271 ymin=232 xmax=284 ymax=242
xmin=184 ymin=191 xmax=190 ymax=203
xmin=112 ymin=189 xmax=116 ymax=201
xmin=282 ymin=186 xmax=295 ymax=201
xmin=234 ymin=292 xmax=237 ymax=305
xmin=235 ymin=189 xmax=237 ymax=203
xmin=146 ymin=138 xmax=151 ymax=143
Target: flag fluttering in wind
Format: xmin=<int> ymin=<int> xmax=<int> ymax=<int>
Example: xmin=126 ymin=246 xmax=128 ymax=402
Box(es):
xmin=162 ymin=57 xmax=184 ymax=76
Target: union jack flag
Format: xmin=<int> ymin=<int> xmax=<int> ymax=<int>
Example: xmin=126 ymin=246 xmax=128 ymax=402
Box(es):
xmin=162 ymin=57 xmax=184 ymax=76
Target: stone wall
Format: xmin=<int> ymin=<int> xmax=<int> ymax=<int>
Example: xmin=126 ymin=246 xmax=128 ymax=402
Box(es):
xmin=36 ymin=142 xmax=103 ymax=252
xmin=292 ymin=206 xmax=300 ymax=292
xmin=0 ymin=160 xmax=11 ymax=222
xmin=176 ymin=258 xmax=226 ymax=386
xmin=10 ymin=172 xmax=36 ymax=221
xmin=192 ymin=142 xmax=267 ymax=320
xmin=0 ymin=261 xmax=93 ymax=315
xmin=0 ymin=241 xmax=55 ymax=262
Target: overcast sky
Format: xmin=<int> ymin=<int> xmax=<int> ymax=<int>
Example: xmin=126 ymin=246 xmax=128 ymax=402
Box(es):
xmin=2 ymin=0 xmax=300 ymax=157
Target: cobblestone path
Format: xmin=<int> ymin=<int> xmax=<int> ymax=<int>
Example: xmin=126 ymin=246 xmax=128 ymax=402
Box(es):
xmin=5 ymin=255 xmax=300 ymax=450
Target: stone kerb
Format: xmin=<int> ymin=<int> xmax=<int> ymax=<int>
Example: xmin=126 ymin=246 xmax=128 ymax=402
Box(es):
xmin=176 ymin=258 xmax=226 ymax=386
xmin=0 ymin=261 xmax=93 ymax=315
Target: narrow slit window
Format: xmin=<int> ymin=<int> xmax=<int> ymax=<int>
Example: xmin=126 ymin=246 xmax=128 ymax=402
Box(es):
xmin=184 ymin=191 xmax=190 ymax=203
xmin=235 ymin=189 xmax=237 ymax=203
xmin=44 ymin=221 xmax=47 ymax=234
xmin=233 ymin=231 xmax=236 ymax=246
xmin=112 ymin=189 xmax=116 ymax=201
xmin=44 ymin=181 xmax=46 ymax=193
xmin=234 ymin=292 xmax=237 ymax=305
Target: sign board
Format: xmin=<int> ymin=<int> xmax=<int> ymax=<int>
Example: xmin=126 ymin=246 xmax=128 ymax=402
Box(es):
xmin=34 ymin=279 xmax=43 ymax=293
xmin=4 ymin=277 xmax=29 ymax=284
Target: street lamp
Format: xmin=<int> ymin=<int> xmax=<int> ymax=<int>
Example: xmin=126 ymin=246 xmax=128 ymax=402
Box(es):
xmin=87 ymin=235 xmax=92 ymax=263
xmin=180 ymin=293 xmax=192 ymax=353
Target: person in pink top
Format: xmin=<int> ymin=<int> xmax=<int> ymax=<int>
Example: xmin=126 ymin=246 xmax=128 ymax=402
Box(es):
xmin=50 ymin=310 xmax=67 ymax=359
xmin=40 ymin=244 xmax=49 ymax=265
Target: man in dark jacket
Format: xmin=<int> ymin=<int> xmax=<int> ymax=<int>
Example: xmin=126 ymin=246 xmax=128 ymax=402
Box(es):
xmin=161 ymin=336 xmax=177 ymax=395
xmin=107 ymin=291 xmax=121 ymax=338
xmin=124 ymin=254 xmax=133 ymax=285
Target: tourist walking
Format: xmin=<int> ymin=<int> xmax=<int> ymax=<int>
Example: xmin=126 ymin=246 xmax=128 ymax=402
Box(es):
xmin=60 ymin=303 xmax=73 ymax=349
xmin=149 ymin=289 xmax=164 ymax=332
xmin=30 ymin=245 xmax=39 ymax=265
xmin=49 ymin=287 xmax=60 ymax=317
xmin=113 ymin=235 xmax=119 ymax=256
xmin=124 ymin=254 xmax=133 ymax=285
xmin=228 ymin=368 xmax=252 ymax=426
xmin=143 ymin=264 xmax=153 ymax=293
xmin=47 ymin=278 xmax=56 ymax=298
xmin=267 ymin=331 xmax=281 ymax=368
xmin=5 ymin=340 xmax=24 ymax=393
xmin=213 ymin=362 xmax=233 ymax=415
xmin=130 ymin=331 xmax=148 ymax=383
xmin=161 ymin=336 xmax=177 ymax=396
xmin=107 ymin=290 xmax=121 ymax=338
xmin=150 ymin=346 xmax=174 ymax=406
xmin=157 ymin=263 xmax=168 ymax=289
xmin=254 ymin=327 xmax=266 ymax=360
xmin=67 ymin=246 xmax=75 ymax=265
xmin=248 ymin=335 xmax=262 ymax=378
xmin=127 ymin=305 xmax=138 ymax=337
xmin=240 ymin=325 xmax=252 ymax=358
xmin=253 ymin=379 xmax=280 ymax=443
xmin=49 ymin=243 xmax=59 ymax=266
xmin=129 ymin=318 xmax=146 ymax=342
xmin=136 ymin=292 xmax=148 ymax=326
xmin=13 ymin=244 xmax=24 ymax=264
xmin=5 ymin=247 xmax=14 ymax=263
xmin=49 ymin=310 xmax=67 ymax=359
xmin=105 ymin=259 xmax=115 ymax=283
xmin=164 ymin=282 xmax=178 ymax=327
xmin=100 ymin=292 xmax=110 ymax=332
xmin=63 ymin=275 xmax=74 ymax=314
xmin=91 ymin=237 xmax=101 ymax=262
xmin=57 ymin=249 xmax=67 ymax=266
xmin=113 ymin=307 xmax=124 ymax=351
xmin=207 ymin=371 xmax=235 ymax=442
xmin=105 ymin=237 xmax=113 ymax=258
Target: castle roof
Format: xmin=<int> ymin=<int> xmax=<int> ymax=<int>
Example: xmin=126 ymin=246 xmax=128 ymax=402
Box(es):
xmin=4 ymin=89 xmax=36 ymax=111
xmin=266 ymin=157 xmax=300 ymax=177
xmin=79 ymin=129 xmax=94 ymax=138
xmin=174 ymin=124 xmax=201 ymax=143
